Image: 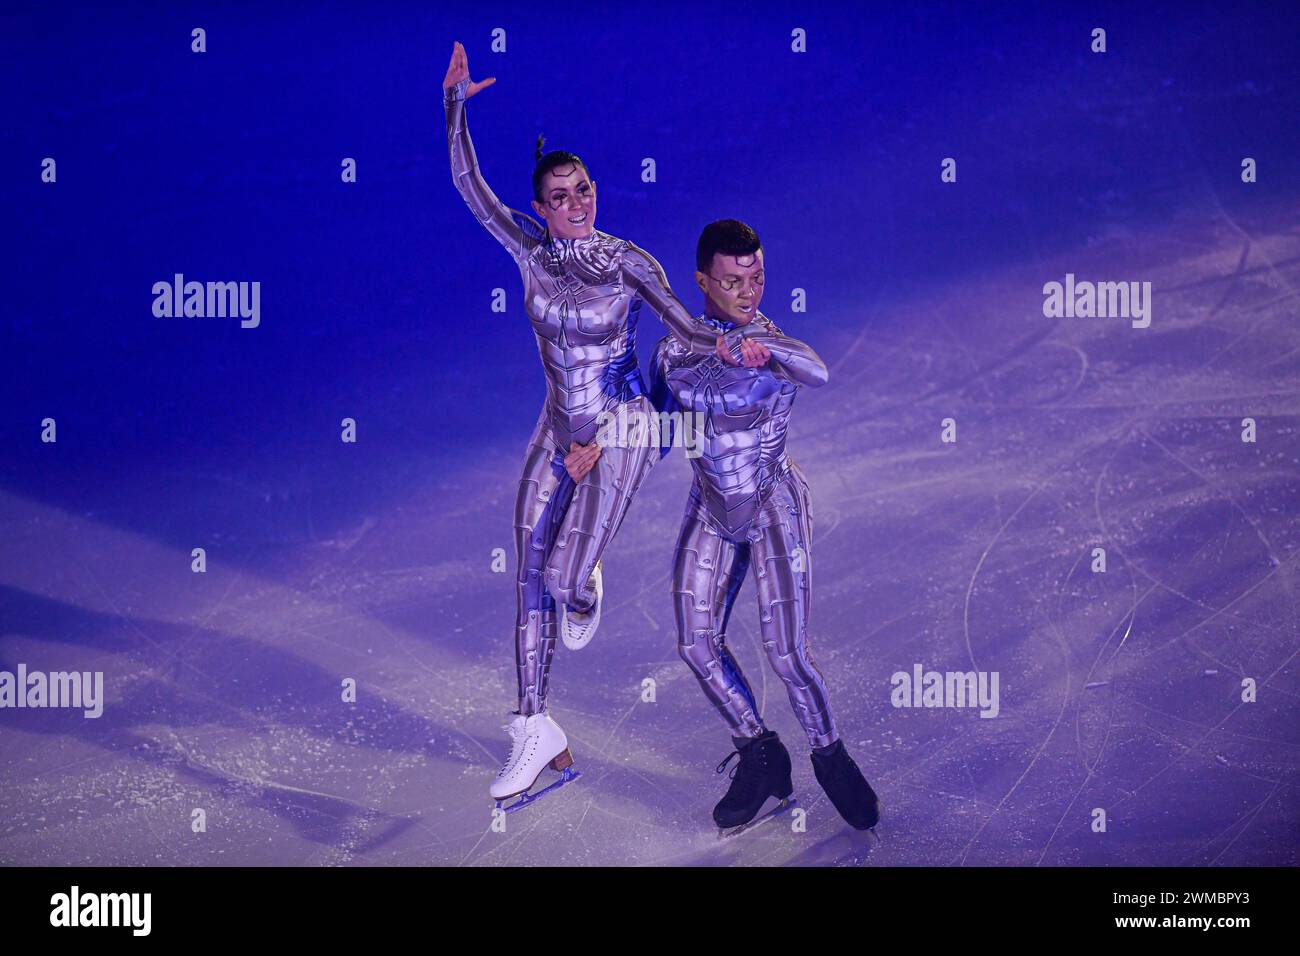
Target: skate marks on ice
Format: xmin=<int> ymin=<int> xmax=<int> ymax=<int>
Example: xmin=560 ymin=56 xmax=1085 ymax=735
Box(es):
xmin=0 ymin=488 xmax=540 ymax=866
xmin=658 ymin=210 xmax=1300 ymax=866
xmin=942 ymin=218 xmax=1293 ymax=864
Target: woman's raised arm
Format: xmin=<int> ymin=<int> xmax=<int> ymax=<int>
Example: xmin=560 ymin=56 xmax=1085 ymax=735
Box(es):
xmin=443 ymin=41 xmax=544 ymax=262
xmin=621 ymin=241 xmax=718 ymax=355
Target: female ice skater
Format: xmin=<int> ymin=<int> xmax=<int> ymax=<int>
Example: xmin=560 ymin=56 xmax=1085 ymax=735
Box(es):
xmin=442 ymin=42 xmax=726 ymax=809
xmin=651 ymin=219 xmax=880 ymax=832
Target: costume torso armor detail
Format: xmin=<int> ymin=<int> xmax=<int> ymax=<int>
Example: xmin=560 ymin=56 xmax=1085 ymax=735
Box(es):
xmin=652 ymin=310 xmax=829 ymax=541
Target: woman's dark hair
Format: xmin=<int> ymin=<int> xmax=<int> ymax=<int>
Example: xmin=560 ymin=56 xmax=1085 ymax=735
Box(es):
xmin=532 ymin=133 xmax=590 ymax=202
xmin=696 ymin=219 xmax=762 ymax=273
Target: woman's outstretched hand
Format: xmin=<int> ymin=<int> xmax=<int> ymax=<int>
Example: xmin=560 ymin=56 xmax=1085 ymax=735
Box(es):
xmin=443 ymin=40 xmax=496 ymax=98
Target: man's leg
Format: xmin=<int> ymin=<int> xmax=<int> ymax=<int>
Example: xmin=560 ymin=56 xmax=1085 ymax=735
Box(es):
xmin=672 ymin=495 xmax=766 ymax=739
xmin=749 ymin=471 xmax=837 ymax=749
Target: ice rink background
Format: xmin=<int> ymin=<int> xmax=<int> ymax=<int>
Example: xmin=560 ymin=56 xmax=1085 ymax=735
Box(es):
xmin=3 ymin=1 xmax=1298 ymax=865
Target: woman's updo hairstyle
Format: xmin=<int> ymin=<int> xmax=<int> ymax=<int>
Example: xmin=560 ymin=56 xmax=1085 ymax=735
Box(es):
xmin=532 ymin=133 xmax=589 ymax=202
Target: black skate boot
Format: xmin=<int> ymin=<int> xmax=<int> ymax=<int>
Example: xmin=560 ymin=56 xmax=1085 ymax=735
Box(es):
xmin=811 ymin=739 xmax=880 ymax=830
xmin=713 ymin=730 xmax=794 ymax=830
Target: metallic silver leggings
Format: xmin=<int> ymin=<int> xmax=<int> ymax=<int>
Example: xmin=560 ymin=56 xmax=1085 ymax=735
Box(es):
xmin=671 ymin=466 xmax=837 ymax=749
xmin=514 ymin=396 xmax=659 ymax=715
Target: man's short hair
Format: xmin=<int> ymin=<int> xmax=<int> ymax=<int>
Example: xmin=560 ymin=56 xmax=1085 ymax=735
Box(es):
xmin=696 ymin=219 xmax=762 ymax=273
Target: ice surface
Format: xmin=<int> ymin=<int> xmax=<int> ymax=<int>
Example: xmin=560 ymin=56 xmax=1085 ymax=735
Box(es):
xmin=3 ymin=206 xmax=1297 ymax=867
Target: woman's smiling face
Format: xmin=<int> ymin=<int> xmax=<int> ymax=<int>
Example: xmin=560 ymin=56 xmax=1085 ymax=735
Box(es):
xmin=531 ymin=163 xmax=597 ymax=240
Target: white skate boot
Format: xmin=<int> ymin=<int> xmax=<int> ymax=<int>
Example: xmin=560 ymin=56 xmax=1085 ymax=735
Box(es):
xmin=490 ymin=711 xmax=580 ymax=812
xmin=560 ymin=560 xmax=602 ymax=651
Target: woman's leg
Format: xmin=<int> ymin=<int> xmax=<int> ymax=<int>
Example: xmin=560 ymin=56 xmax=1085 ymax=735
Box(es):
xmin=544 ymin=396 xmax=660 ymax=613
xmin=749 ymin=469 xmax=837 ymax=749
xmin=672 ymin=494 xmax=766 ymax=739
xmin=513 ymin=415 xmax=571 ymax=715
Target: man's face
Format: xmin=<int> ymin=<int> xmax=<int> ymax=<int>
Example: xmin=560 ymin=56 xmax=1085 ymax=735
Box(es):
xmin=530 ymin=164 xmax=596 ymax=240
xmin=695 ymin=247 xmax=765 ymax=324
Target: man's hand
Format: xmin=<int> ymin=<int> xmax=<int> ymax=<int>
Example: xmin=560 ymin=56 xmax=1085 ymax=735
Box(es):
xmin=443 ymin=40 xmax=496 ymax=97
xmin=715 ymin=335 xmax=739 ymax=365
xmin=716 ymin=334 xmax=770 ymax=367
xmin=564 ymin=441 xmax=602 ymax=481
xmin=738 ymin=337 xmax=771 ymax=368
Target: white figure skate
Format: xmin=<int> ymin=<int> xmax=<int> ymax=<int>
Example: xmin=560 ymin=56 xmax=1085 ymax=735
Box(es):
xmin=559 ymin=560 xmax=603 ymax=651
xmin=490 ymin=711 xmax=580 ymax=812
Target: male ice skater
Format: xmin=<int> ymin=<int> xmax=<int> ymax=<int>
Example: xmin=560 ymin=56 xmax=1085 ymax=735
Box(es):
xmin=650 ymin=219 xmax=880 ymax=832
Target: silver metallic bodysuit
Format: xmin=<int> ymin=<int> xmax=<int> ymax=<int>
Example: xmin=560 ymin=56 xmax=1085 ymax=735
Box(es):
xmin=446 ymin=78 xmax=719 ymax=716
xmin=652 ymin=311 xmax=838 ymax=749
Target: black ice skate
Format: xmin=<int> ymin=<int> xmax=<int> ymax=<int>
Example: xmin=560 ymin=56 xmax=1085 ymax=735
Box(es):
xmin=811 ymin=739 xmax=880 ymax=831
xmin=713 ymin=730 xmax=795 ymax=835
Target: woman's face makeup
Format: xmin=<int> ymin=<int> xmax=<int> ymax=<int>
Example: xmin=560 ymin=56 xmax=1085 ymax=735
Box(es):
xmin=532 ymin=164 xmax=596 ymax=239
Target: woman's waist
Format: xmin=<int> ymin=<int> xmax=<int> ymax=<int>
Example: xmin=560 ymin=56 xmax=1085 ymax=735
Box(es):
xmin=538 ymin=347 xmax=648 ymax=405
xmin=543 ymin=392 xmax=654 ymax=443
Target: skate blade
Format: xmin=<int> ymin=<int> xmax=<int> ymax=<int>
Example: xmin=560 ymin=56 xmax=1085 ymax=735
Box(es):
xmin=717 ymin=795 xmax=796 ymax=840
xmin=495 ymin=767 xmax=582 ymax=814
xmin=866 ymin=801 xmax=884 ymax=841
xmin=854 ymin=799 xmax=884 ymax=842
